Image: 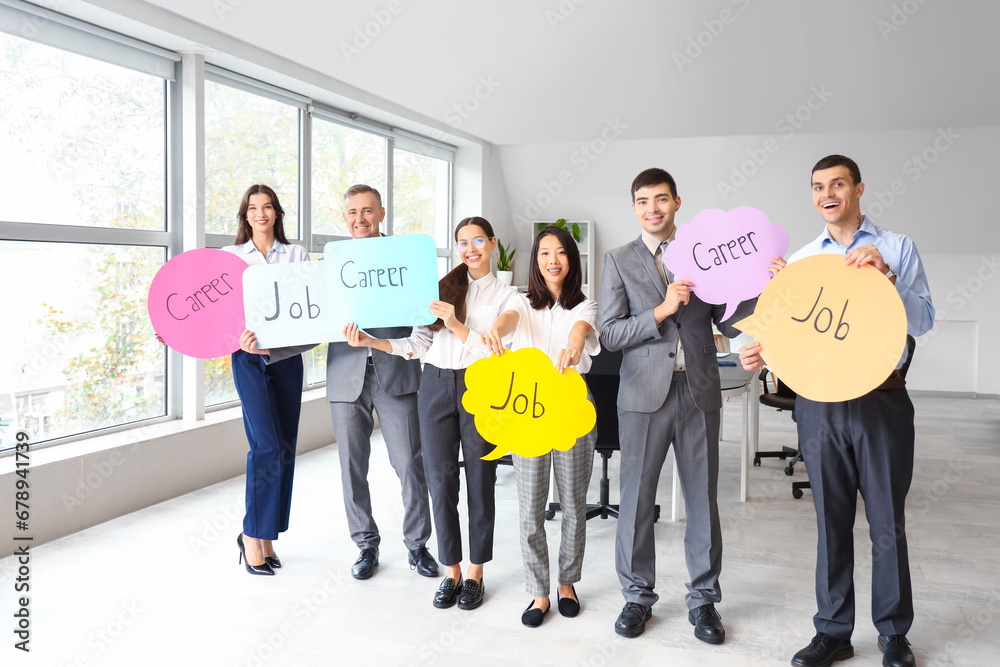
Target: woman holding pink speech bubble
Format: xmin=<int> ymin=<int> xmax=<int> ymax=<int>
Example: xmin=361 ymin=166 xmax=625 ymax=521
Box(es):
xmin=223 ymin=184 xmax=309 ymax=576
xmin=483 ymin=225 xmax=599 ymax=628
xmin=344 ymin=216 xmax=516 ymax=611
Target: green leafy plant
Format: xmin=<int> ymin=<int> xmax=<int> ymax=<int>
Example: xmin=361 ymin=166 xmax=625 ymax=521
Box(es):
xmin=538 ymin=218 xmax=581 ymax=242
xmin=496 ymin=240 xmax=516 ymax=271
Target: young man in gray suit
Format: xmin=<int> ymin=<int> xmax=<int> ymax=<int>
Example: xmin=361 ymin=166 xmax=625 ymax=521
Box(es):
xmin=599 ymin=168 xmax=755 ymax=642
xmin=266 ymin=185 xmax=437 ymax=580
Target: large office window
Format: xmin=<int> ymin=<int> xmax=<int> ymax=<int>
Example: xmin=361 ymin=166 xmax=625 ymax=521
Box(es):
xmin=204 ymin=78 xmax=302 ymax=404
xmin=312 ymin=116 xmax=387 ymax=236
xmin=0 ymin=2 xmax=456 ymax=451
xmin=0 ymin=29 xmax=169 ymax=450
xmin=393 ymin=148 xmax=451 ymax=247
xmin=204 ymin=80 xmax=300 ymax=237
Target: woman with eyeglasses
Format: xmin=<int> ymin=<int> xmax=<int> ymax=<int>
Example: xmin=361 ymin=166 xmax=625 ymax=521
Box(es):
xmin=483 ymin=225 xmax=599 ymax=627
xmin=344 ymin=216 xmax=516 ymax=610
xmin=222 ymin=184 xmax=309 ymax=576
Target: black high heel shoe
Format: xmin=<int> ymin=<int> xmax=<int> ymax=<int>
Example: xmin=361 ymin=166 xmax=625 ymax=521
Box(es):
xmin=264 ymin=555 xmax=282 ymax=569
xmin=237 ymin=533 xmax=275 ymax=576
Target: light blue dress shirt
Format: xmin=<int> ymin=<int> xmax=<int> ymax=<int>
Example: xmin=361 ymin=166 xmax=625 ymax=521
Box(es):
xmin=788 ymin=216 xmax=934 ymax=339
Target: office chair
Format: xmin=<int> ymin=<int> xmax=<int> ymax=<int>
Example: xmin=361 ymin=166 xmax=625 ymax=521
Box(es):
xmin=545 ymin=347 xmax=659 ymax=522
xmin=754 ymin=371 xmax=799 ymax=469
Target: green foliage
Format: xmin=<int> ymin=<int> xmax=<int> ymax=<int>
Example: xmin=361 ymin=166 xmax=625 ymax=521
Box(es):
xmin=496 ymin=240 xmax=516 ymax=271
xmin=538 ymin=218 xmax=581 ymax=242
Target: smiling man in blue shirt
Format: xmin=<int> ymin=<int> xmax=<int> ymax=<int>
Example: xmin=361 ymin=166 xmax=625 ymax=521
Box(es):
xmin=741 ymin=155 xmax=933 ymax=667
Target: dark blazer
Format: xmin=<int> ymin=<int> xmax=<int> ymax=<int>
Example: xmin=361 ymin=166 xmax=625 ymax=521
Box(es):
xmin=599 ymin=235 xmax=754 ymax=414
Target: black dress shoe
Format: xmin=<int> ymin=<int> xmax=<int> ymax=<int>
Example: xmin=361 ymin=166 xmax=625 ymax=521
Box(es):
xmin=879 ymin=635 xmax=915 ymax=667
xmin=458 ymin=578 xmax=485 ymax=610
xmin=264 ymin=555 xmax=281 ymax=569
xmin=433 ymin=577 xmax=462 ymax=609
xmin=688 ymin=604 xmax=726 ymax=644
xmin=557 ymin=585 xmax=580 ymax=618
xmin=521 ymin=599 xmax=549 ymax=628
xmin=614 ymin=602 xmax=651 ymax=638
xmin=237 ymin=534 xmax=275 ymax=576
xmin=408 ymin=546 xmax=439 ymax=577
xmin=792 ymin=633 xmax=854 ymax=667
xmin=351 ymin=547 xmax=379 ymax=580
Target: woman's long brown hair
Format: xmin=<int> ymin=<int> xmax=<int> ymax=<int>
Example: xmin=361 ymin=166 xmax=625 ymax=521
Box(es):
xmin=234 ymin=184 xmax=289 ymax=245
xmin=427 ymin=216 xmax=496 ymax=332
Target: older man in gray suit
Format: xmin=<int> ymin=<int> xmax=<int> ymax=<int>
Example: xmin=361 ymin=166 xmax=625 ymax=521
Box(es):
xmin=266 ymin=184 xmax=436 ymax=580
xmin=599 ymin=168 xmax=756 ymax=643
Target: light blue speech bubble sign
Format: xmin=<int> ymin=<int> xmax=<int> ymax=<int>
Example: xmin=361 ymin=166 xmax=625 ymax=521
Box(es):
xmin=324 ymin=234 xmax=438 ymax=329
xmin=243 ymin=260 xmax=346 ymax=348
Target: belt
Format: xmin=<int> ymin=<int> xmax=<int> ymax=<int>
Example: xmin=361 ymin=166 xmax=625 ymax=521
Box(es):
xmin=875 ymin=369 xmax=905 ymax=391
xmin=366 ymin=356 xmax=374 ymax=365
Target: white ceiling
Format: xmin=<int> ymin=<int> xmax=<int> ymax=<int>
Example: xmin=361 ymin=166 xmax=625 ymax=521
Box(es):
xmin=95 ymin=0 xmax=1000 ymax=145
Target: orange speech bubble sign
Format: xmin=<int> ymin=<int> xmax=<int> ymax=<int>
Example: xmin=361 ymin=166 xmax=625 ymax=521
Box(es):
xmin=462 ymin=347 xmax=596 ymax=460
xmin=735 ymin=254 xmax=907 ymax=402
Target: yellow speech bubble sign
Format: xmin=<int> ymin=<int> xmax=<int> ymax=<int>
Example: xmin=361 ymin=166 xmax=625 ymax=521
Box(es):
xmin=735 ymin=254 xmax=907 ymax=402
xmin=462 ymin=347 xmax=597 ymax=460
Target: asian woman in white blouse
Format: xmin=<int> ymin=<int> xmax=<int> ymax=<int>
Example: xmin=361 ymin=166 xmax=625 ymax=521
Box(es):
xmin=344 ymin=216 xmax=516 ymax=610
xmin=484 ymin=224 xmax=600 ymax=627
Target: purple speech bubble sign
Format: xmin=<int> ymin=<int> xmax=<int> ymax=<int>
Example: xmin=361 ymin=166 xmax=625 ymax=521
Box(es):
xmin=663 ymin=206 xmax=789 ymax=321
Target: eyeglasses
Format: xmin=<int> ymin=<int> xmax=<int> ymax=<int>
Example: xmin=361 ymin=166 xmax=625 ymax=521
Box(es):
xmin=456 ymin=237 xmax=489 ymax=251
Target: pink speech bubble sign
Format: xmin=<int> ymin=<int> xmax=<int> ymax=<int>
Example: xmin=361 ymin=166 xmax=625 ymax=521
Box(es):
xmin=147 ymin=248 xmax=248 ymax=359
xmin=663 ymin=206 xmax=789 ymax=321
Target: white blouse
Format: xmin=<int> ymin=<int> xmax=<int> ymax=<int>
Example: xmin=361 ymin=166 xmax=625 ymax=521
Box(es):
xmin=505 ymin=293 xmax=601 ymax=374
xmin=221 ymin=239 xmax=310 ymax=266
xmin=388 ymin=271 xmax=517 ymax=370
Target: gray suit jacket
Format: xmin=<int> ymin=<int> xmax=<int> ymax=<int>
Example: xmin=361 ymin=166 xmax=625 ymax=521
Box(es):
xmin=599 ymin=236 xmax=755 ymax=414
xmin=267 ymin=325 xmax=421 ymax=403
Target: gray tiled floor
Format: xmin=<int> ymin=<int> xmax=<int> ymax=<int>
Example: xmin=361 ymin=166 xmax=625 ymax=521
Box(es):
xmin=2 ymin=396 xmax=998 ymax=666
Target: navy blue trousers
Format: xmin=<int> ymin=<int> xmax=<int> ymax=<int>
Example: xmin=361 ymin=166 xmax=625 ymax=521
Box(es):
xmin=232 ymin=350 xmax=303 ymax=541
xmin=796 ymin=387 xmax=915 ymax=639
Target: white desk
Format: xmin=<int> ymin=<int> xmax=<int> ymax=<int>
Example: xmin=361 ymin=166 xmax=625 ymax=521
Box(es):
xmin=671 ymin=356 xmax=759 ymax=522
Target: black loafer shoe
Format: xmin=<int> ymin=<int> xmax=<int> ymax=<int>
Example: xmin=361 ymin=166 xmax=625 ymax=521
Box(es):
xmin=408 ymin=546 xmax=439 ymax=578
xmin=433 ymin=577 xmax=462 ymax=609
xmin=350 ymin=547 xmax=378 ymax=580
xmin=557 ymin=585 xmax=580 ymax=618
xmin=458 ymin=578 xmax=485 ymax=610
xmin=688 ymin=604 xmax=726 ymax=644
xmin=521 ymin=599 xmax=549 ymax=628
xmin=792 ymin=633 xmax=854 ymax=667
xmin=879 ymin=635 xmax=915 ymax=667
xmin=614 ymin=602 xmax=652 ymax=638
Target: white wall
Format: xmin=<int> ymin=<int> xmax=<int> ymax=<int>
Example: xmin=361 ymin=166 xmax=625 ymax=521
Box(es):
xmin=499 ymin=125 xmax=1000 ymax=396
xmin=0 ymin=392 xmax=336 ymax=558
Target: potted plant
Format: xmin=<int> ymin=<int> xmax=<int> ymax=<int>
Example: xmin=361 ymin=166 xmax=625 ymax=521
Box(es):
xmin=496 ymin=240 xmax=515 ymax=285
